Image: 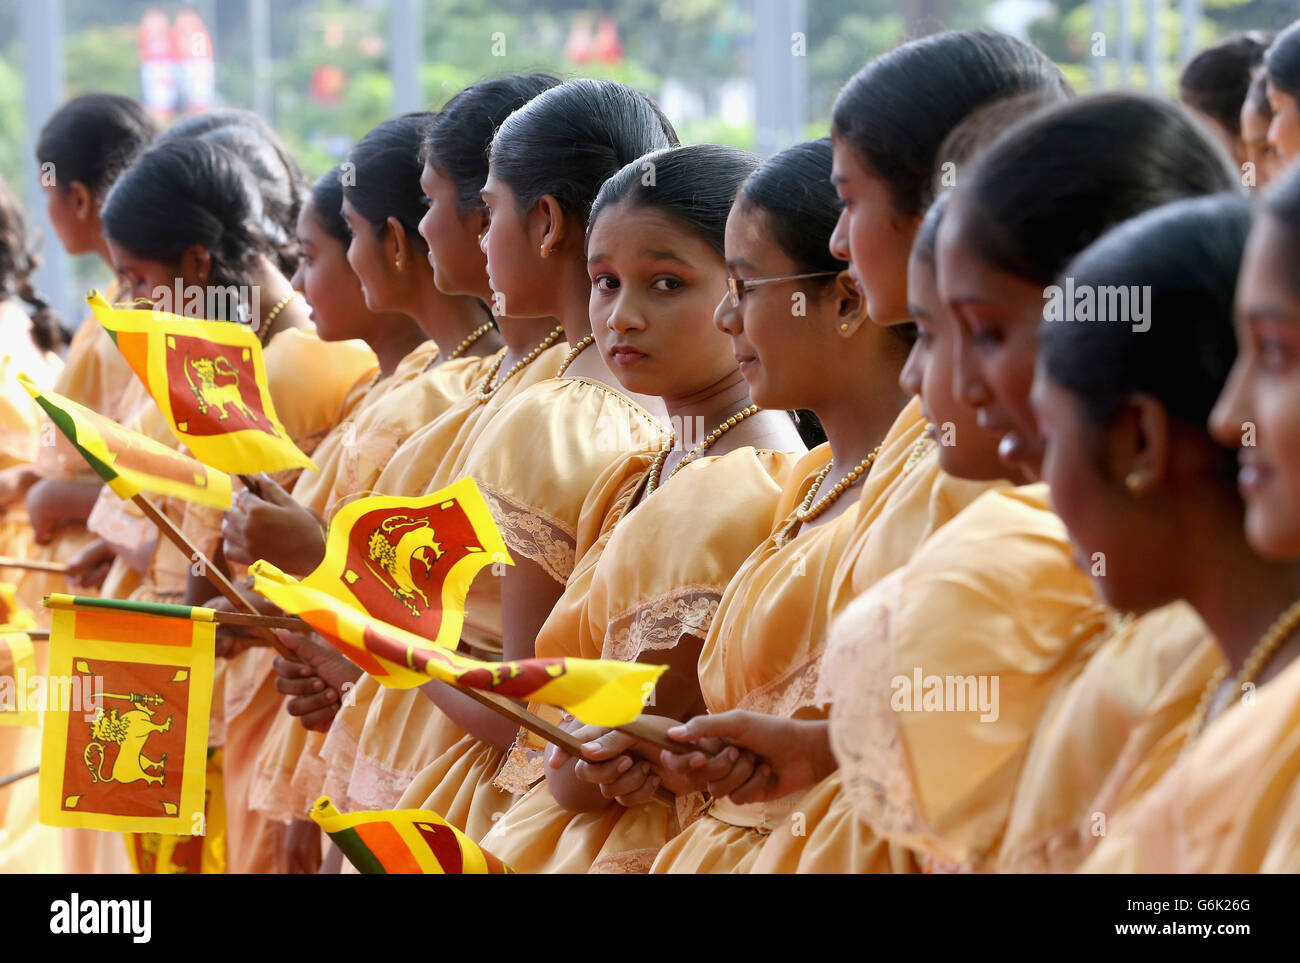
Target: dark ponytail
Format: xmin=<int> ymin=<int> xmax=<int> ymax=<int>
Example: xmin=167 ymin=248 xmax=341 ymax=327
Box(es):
xmin=421 ymin=74 xmax=561 ymax=214
xmin=309 ymin=166 xmax=350 ymax=245
xmin=344 ymin=112 xmax=435 ymax=250
xmin=102 ymin=138 xmax=272 ymax=296
xmin=0 ymin=175 xmax=62 ymax=352
xmin=490 ymin=79 xmax=679 ymax=225
xmin=1265 ymin=19 xmax=1300 ymax=100
xmin=588 ymin=144 xmax=759 ymax=257
xmin=158 ymin=108 xmax=307 ymax=276
xmin=953 ymin=92 xmax=1239 ymax=287
xmin=1180 ymin=31 xmax=1273 ymax=138
xmin=1041 ymin=193 xmax=1249 ymax=467
xmin=36 ymin=93 xmax=157 ymax=199
xmin=832 ymin=29 xmax=1070 ymax=218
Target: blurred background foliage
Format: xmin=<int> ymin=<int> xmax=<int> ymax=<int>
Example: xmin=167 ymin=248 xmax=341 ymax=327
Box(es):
xmin=0 ymin=0 xmax=1295 ymax=191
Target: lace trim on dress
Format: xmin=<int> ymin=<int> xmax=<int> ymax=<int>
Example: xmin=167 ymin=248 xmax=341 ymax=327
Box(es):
xmin=819 ymin=569 xmax=933 ymax=852
xmin=589 ymin=848 xmax=660 ymax=874
xmin=603 ymin=586 xmax=721 ymax=664
xmin=736 ymin=647 xmax=826 ymax=720
xmin=479 ymin=486 xmax=577 ymax=586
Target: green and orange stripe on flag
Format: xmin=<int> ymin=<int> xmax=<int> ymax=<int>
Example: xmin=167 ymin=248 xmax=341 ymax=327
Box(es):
xmin=88 ymin=290 xmax=314 ymax=475
xmin=311 ymin=796 xmax=514 ymax=874
xmin=19 ymin=373 xmax=231 ymax=509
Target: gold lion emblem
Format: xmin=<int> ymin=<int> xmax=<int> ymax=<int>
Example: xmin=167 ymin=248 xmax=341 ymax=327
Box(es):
xmin=83 ymin=696 xmax=171 ymax=787
xmin=184 ymin=354 xmax=260 ymax=423
xmin=365 ymin=515 xmax=445 ymax=617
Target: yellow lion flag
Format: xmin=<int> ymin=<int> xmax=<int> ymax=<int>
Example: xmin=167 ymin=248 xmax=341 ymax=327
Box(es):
xmin=39 ymin=600 xmax=215 ymax=834
xmin=311 ymin=796 xmax=514 ymax=874
xmin=88 ymin=290 xmax=314 ymax=474
xmin=19 ymin=373 xmax=232 ymax=509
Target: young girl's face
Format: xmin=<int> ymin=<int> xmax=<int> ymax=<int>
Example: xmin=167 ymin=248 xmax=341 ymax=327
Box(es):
xmin=828 ymin=132 xmax=919 ymax=326
xmin=340 ymin=196 xmax=400 ymax=314
xmin=714 ymin=200 xmax=858 ymax=412
xmin=418 ymin=160 xmax=489 ymax=301
xmin=289 ymin=198 xmax=371 ymax=342
xmin=1031 ymin=363 xmax=1153 ymax=610
xmin=105 ymin=238 xmax=196 ymax=309
xmin=587 ymin=201 xmax=733 ymax=401
xmin=1267 ymin=81 xmax=1300 ymax=168
xmin=937 ymin=200 xmax=1045 ymax=482
xmin=901 ymin=249 xmax=1006 ymax=481
xmin=479 ymin=171 xmax=552 ymax=319
xmin=1211 ymin=213 xmax=1300 ymax=559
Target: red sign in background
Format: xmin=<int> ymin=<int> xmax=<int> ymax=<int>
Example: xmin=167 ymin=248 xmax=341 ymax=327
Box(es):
xmin=60 ymin=658 xmax=190 ymax=819
xmin=164 ymin=332 xmax=272 ymax=438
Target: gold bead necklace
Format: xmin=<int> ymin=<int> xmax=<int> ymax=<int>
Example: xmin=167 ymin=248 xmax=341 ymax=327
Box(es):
xmin=258 ymin=291 xmax=300 ymax=345
xmin=645 ymin=404 xmax=760 ymax=496
xmin=474 ymin=325 xmax=565 ymax=403
xmin=446 ymin=321 xmax=495 ymax=361
xmin=795 ymin=444 xmax=884 ymax=523
xmin=1184 ymin=595 xmax=1300 ymax=749
xmin=555 ymin=334 xmax=596 ymax=377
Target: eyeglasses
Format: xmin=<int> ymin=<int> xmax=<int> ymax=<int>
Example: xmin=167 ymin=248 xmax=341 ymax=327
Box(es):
xmin=726 ymin=272 xmax=839 ymax=308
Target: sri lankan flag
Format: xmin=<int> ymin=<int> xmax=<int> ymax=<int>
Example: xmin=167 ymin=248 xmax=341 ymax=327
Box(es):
xmin=88 ymin=290 xmax=314 ymax=474
xmin=266 ymin=478 xmax=512 ymax=644
xmin=38 ymin=595 xmax=215 ymax=833
xmin=250 ymin=561 xmax=662 ymax=727
xmin=311 ymin=796 xmax=514 ymax=874
xmin=125 ymin=748 xmax=227 ymax=874
xmin=19 ymin=373 xmax=231 ymax=509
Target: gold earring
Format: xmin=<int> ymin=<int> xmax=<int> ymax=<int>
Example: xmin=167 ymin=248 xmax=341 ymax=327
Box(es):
xmin=1125 ymin=472 xmax=1143 ymax=494
xmin=395 ymin=258 xmax=402 ymax=270
xmin=477 ymin=231 xmax=486 ymax=243
xmin=840 ymin=322 xmax=850 ymax=333
xmin=539 ymin=244 xmax=549 ymax=259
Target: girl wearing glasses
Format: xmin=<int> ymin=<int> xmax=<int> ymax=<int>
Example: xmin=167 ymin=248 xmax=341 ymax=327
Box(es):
xmin=646 ymin=94 xmax=1231 ymax=874
xmin=391 ymin=144 xmax=806 ymax=873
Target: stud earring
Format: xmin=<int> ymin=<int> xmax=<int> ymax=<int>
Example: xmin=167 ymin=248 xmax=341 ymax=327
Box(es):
xmin=1125 ymin=472 xmax=1143 ymax=494
xmin=539 ymin=244 xmax=549 ymax=259
xmin=394 ymin=258 xmax=402 ymax=270
xmin=840 ymin=322 xmax=850 ymax=333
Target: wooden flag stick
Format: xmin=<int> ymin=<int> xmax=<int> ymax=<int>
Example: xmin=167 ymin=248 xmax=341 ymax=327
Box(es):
xmin=0 ymin=765 xmax=38 ymax=790
xmin=42 ymin=598 xmax=306 ymax=634
xmin=454 ymin=687 xmax=678 ymax=808
xmin=130 ymin=493 xmax=300 ymax=660
xmin=0 ymin=557 xmax=68 ymax=574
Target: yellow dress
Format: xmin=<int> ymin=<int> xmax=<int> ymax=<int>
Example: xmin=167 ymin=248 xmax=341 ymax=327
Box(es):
xmin=765 ymin=485 xmax=1109 ymax=874
xmin=0 ymin=303 xmax=61 ymax=874
xmin=245 ymin=345 xmax=488 ymax=826
xmin=271 ymin=344 xmax=568 ymax=832
xmin=478 ymin=446 xmax=802 ymax=873
xmin=995 ymin=601 xmax=1220 ymax=872
xmin=1082 ymin=650 xmax=1300 ymax=873
xmin=647 ymin=397 xmax=1002 ymax=874
xmin=364 ymin=374 xmax=669 ymax=847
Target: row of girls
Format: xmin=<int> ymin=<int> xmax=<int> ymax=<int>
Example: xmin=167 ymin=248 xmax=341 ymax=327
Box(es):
xmin=4 ymin=20 xmax=1300 ymax=874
